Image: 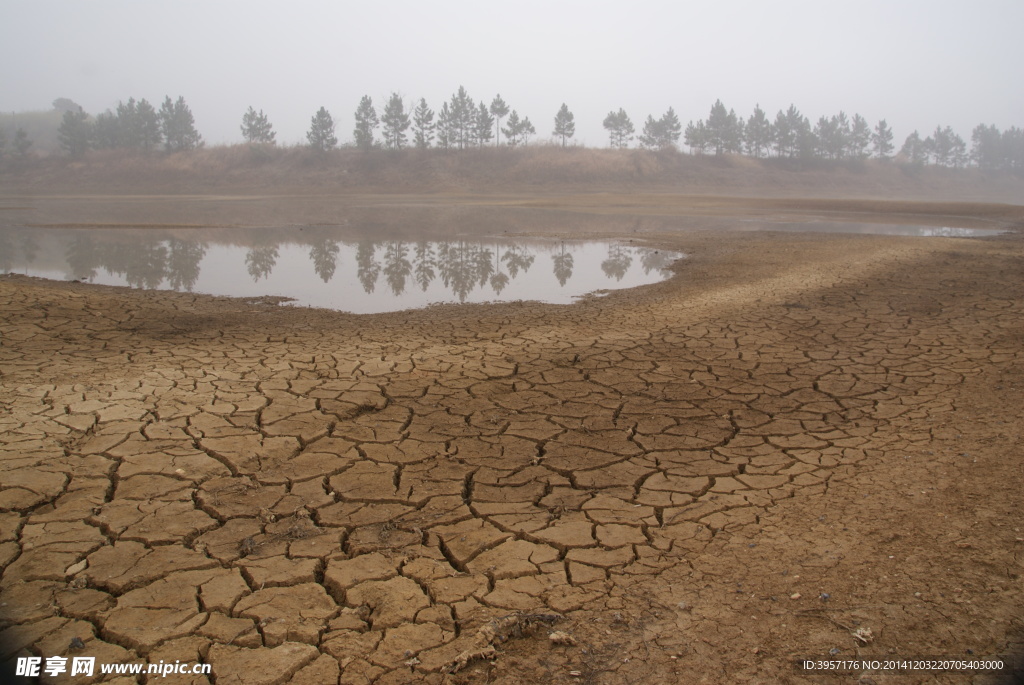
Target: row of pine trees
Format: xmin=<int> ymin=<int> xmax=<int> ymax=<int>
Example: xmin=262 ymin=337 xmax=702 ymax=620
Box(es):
xmin=13 ymin=91 xmax=1022 ymax=174
xmin=54 ymin=96 xmax=203 ymax=157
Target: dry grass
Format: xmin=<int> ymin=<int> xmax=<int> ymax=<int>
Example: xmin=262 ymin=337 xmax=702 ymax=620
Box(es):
xmin=2 ymin=145 xmax=1024 ymax=203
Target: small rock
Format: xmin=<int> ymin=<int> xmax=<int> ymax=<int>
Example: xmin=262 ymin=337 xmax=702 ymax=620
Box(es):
xmin=549 ymin=631 xmax=577 ymax=646
xmin=65 ymin=560 xmax=87 ymax=576
xmin=852 ymin=627 xmax=874 ymax=643
xmin=790 ymin=593 xmax=801 ymax=600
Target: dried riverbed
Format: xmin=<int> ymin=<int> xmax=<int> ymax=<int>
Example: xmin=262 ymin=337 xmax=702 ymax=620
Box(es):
xmin=1 ymin=195 xmax=1023 ymax=684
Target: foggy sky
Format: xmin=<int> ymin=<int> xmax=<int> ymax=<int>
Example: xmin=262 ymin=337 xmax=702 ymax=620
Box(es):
xmin=2 ymin=0 xmax=1021 ymax=148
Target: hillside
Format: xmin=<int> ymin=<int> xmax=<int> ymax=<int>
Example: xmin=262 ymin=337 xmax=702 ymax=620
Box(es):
xmin=3 ymin=145 xmax=1024 ymax=203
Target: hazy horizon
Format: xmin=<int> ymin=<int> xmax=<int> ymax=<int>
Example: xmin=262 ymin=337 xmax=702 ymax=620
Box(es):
xmin=2 ymin=0 xmax=1021 ymax=148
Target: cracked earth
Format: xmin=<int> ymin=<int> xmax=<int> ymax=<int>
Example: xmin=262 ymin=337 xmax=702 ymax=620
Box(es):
xmin=2 ymin=204 xmax=1024 ymax=684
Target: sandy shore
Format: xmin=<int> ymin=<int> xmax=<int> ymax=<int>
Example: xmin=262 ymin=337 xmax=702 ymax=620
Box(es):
xmin=2 ymin=194 xmax=1023 ymax=683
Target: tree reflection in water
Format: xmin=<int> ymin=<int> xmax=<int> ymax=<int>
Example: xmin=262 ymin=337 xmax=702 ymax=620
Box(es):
xmin=490 ymin=245 xmax=509 ymax=295
xmin=245 ymin=245 xmax=278 ymax=282
xmin=65 ymin=235 xmax=100 ymax=280
xmin=552 ymin=242 xmax=575 ymax=286
xmin=166 ymin=239 xmax=207 ymax=291
xmin=111 ymin=239 xmax=168 ymax=289
xmin=502 ymin=245 xmax=535 ymax=278
xmin=356 ymin=242 xmax=380 ymax=293
xmin=383 ymin=241 xmax=412 ymax=295
xmin=413 ymin=242 xmax=436 ymax=292
xmin=641 ymin=248 xmax=674 ymax=274
xmin=601 ymin=243 xmax=632 ymax=281
xmin=438 ymin=241 xmax=482 ymax=302
xmin=62 ymin=234 xmax=207 ymax=290
xmin=2 ymin=227 xmax=679 ymax=309
xmin=309 ymin=239 xmax=340 ymax=283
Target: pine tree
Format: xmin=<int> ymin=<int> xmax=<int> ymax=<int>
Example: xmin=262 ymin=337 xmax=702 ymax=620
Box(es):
xmin=684 ymin=120 xmax=708 ymax=154
xmin=928 ymin=126 xmax=951 ymax=166
xmin=744 ymin=105 xmax=771 ymax=158
xmin=380 ymin=93 xmax=410 ymax=150
xmin=950 ymin=130 xmax=968 ymax=168
xmin=829 ymin=111 xmax=851 ymax=159
xmin=724 ymin=109 xmax=744 ymax=154
xmin=1005 ymin=127 xmax=1024 ymax=173
xmin=553 ymin=104 xmax=575 ymax=147
xmin=900 ymin=131 xmax=927 ymax=166
xmin=661 ymin=108 xmax=682 ymax=149
xmin=92 ymin=111 xmax=120 ymax=149
xmin=58 ymin=108 xmax=91 ymax=157
xmin=307 ymin=107 xmax=337 ymax=151
xmin=602 ymin=109 xmax=634 ymax=148
xmin=475 ymin=101 xmax=494 ymax=148
xmin=814 ymin=115 xmax=836 ymax=159
xmin=413 ymin=98 xmax=435 ymax=149
xmin=159 ymin=96 xmax=203 ymax=152
xmin=772 ymin=109 xmax=793 ymax=157
xmin=638 ymin=115 xmax=661 ymax=149
xmin=116 ymin=98 xmax=141 ymax=148
xmin=436 ymin=102 xmax=453 ymax=150
xmin=705 ymin=100 xmax=742 ymax=154
xmin=241 ymin=107 xmax=276 ymax=144
xmin=795 ymin=116 xmax=816 ymax=160
xmin=156 ymin=96 xmax=176 ymax=152
xmin=520 ymin=116 xmax=536 ymax=146
xmin=353 ymin=96 xmax=379 ymax=150
xmin=971 ymin=124 xmax=1002 ymax=170
xmin=872 ymin=119 xmax=894 ymax=159
xmin=639 ymin=108 xmax=681 ymax=150
xmin=772 ymin=105 xmax=807 ymax=158
xmin=449 ymin=87 xmax=474 ymax=149
xmin=490 ymin=95 xmax=509 ymax=146
xmin=133 ymin=99 xmax=160 ymax=151
xmin=848 ymin=114 xmax=871 ymax=159
xmin=502 ymin=110 xmax=523 ymax=146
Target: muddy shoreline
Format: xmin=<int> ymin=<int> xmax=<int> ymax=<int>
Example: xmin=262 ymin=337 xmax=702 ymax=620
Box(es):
xmin=2 ymin=195 xmax=1023 ymax=683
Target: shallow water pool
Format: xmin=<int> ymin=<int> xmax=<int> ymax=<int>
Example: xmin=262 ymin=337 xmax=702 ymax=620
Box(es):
xmin=0 ymin=226 xmax=682 ymax=314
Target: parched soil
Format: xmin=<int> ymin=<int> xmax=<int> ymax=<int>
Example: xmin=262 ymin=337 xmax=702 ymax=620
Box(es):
xmin=1 ymin=194 xmax=1024 ymax=684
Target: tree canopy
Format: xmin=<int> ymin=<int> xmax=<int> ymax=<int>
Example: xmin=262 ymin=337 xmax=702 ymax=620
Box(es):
xmin=553 ymin=104 xmax=575 ymax=147
xmin=381 ymin=93 xmax=410 ymax=150
xmin=307 ymin=107 xmax=338 ymax=151
xmin=353 ymin=96 xmax=379 ymax=150
xmin=159 ymin=96 xmax=203 ymax=152
xmin=241 ymin=107 xmax=276 ymax=144
xmin=57 ymin=109 xmax=91 ymax=157
xmin=603 ymin=109 xmax=634 ymax=148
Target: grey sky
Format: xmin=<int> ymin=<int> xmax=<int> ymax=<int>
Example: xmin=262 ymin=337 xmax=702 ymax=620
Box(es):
xmin=2 ymin=0 xmax=1021 ymax=148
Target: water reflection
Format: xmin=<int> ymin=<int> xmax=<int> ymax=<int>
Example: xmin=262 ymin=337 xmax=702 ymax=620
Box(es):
xmin=310 ymin=239 xmax=340 ymax=283
xmin=0 ymin=227 xmax=681 ymax=314
xmin=736 ymin=221 xmax=1005 ymax=237
xmin=552 ymin=243 xmax=574 ymax=286
xmin=245 ymin=245 xmax=278 ymax=282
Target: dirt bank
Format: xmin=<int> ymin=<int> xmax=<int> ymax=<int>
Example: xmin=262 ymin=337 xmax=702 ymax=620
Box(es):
xmin=1 ymin=194 xmax=1023 ymax=684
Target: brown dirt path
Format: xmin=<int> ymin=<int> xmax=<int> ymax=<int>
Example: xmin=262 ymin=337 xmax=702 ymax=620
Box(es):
xmin=1 ymin=198 xmax=1023 ymax=684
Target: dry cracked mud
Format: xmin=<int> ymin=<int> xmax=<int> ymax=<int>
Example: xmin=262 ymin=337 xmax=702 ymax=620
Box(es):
xmin=2 ymin=201 xmax=1024 ymax=684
